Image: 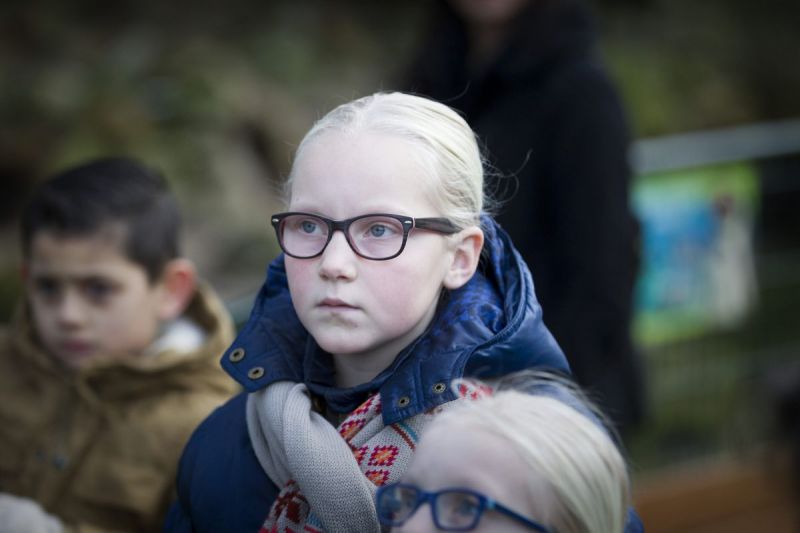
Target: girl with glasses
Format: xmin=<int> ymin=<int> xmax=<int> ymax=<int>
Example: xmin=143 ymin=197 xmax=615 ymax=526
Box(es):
xmin=165 ymin=92 xmax=641 ymax=532
xmin=377 ymin=373 xmax=631 ymax=532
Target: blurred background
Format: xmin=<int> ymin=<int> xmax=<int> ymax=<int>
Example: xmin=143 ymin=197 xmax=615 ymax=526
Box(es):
xmin=1 ymin=0 xmax=798 ymax=530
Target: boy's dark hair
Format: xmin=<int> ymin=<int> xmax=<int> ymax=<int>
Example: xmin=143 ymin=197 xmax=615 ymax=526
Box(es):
xmin=21 ymin=157 xmax=181 ymax=281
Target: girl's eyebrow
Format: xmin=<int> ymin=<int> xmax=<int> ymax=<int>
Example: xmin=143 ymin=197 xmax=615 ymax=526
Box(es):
xmin=288 ymin=196 xmax=411 ymax=214
xmin=288 ymin=206 xmax=413 ymax=216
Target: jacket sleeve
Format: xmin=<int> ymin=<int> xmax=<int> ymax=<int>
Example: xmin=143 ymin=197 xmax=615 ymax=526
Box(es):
xmin=163 ymin=501 xmax=192 ymax=533
xmin=163 ymin=393 xmax=279 ymax=533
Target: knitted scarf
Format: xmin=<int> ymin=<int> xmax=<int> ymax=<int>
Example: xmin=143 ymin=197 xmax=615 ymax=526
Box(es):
xmin=246 ymin=380 xmax=490 ymax=533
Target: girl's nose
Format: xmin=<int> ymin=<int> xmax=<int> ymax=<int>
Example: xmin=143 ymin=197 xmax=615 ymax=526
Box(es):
xmin=317 ymin=231 xmax=357 ymax=280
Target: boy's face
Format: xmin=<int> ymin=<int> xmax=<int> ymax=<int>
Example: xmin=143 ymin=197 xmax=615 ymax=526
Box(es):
xmin=24 ymin=229 xmax=168 ymax=369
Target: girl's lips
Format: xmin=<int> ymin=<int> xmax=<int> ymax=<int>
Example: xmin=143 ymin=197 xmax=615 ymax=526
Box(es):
xmin=318 ymin=298 xmax=357 ymax=309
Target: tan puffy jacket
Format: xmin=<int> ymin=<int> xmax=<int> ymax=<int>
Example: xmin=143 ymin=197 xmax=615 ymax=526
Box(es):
xmin=0 ymin=284 xmax=239 ymax=532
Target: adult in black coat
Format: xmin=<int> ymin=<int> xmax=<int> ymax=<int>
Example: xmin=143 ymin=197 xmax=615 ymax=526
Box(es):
xmin=402 ymin=0 xmax=645 ymax=438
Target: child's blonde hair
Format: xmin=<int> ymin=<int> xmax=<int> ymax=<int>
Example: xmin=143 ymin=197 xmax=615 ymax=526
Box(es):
xmin=444 ymin=374 xmax=631 ymax=533
xmin=286 ymin=92 xmax=486 ymax=229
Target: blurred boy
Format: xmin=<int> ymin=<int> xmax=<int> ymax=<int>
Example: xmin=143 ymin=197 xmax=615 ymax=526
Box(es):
xmin=0 ymin=157 xmax=239 ymax=532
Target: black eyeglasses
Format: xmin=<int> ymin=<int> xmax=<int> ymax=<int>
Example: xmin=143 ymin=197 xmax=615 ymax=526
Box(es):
xmin=375 ymin=483 xmax=551 ymax=532
xmin=270 ymin=212 xmax=460 ymax=261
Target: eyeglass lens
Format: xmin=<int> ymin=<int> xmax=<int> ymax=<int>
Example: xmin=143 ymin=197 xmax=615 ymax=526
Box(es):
xmin=378 ymin=485 xmax=482 ymax=530
xmin=436 ymin=490 xmax=483 ymax=529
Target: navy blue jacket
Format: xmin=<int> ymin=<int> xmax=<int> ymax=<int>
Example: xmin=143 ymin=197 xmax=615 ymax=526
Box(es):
xmin=165 ymin=217 xmax=641 ymax=532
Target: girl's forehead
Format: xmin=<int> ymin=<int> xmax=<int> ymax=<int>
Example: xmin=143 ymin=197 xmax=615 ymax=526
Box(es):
xmin=289 ymin=132 xmax=438 ymax=213
xmin=294 ymin=130 xmax=424 ymax=174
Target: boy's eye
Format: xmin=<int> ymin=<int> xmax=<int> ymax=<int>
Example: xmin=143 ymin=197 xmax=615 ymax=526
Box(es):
xmin=82 ymin=279 xmax=117 ymax=303
xmin=33 ymin=277 xmax=61 ymax=300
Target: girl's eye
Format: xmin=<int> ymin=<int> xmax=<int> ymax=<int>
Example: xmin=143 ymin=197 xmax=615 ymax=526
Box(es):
xmin=362 ymin=218 xmax=402 ymax=239
xmin=300 ymin=220 xmax=318 ymax=234
xmin=368 ymin=224 xmax=389 ymax=237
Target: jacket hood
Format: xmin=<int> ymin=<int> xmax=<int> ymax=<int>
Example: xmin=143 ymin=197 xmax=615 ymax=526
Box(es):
xmin=222 ymin=216 xmax=567 ymax=424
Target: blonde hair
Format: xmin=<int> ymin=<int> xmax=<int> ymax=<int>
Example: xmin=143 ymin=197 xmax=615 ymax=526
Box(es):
xmin=286 ymin=92 xmax=486 ymax=229
xmin=443 ymin=374 xmax=631 ymax=533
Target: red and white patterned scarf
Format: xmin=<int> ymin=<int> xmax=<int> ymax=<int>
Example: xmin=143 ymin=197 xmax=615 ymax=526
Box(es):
xmin=246 ymin=380 xmax=491 ymax=533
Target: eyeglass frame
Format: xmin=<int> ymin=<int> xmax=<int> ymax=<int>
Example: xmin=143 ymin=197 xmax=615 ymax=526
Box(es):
xmin=375 ymin=483 xmax=552 ymax=532
xmin=270 ymin=212 xmax=461 ymax=261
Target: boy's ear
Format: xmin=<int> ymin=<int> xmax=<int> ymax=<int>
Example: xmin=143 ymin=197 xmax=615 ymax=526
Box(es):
xmin=157 ymin=258 xmax=197 ymax=321
xmin=443 ymin=227 xmax=484 ymax=290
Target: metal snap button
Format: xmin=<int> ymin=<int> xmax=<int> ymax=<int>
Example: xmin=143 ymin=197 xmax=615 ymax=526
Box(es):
xmin=432 ymin=382 xmax=447 ymax=394
xmin=229 ymin=347 xmax=246 ymax=362
xmin=397 ymin=396 xmax=411 ymax=407
xmin=247 ymin=366 xmax=265 ymax=380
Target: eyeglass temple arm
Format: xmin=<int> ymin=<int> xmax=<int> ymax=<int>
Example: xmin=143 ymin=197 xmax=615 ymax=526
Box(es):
xmin=414 ymin=217 xmax=461 ymax=234
xmin=488 ymin=501 xmax=552 ymax=532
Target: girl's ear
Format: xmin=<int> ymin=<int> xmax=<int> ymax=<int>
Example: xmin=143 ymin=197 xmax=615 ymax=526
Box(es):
xmin=443 ymin=227 xmax=484 ymax=290
xmin=157 ymin=258 xmax=197 ymax=321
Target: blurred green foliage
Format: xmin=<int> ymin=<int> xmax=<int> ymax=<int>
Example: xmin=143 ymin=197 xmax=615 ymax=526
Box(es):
xmin=601 ymin=0 xmax=800 ymax=136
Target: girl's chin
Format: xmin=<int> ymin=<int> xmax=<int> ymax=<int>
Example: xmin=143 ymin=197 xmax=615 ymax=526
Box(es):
xmin=316 ymin=340 xmax=370 ymax=357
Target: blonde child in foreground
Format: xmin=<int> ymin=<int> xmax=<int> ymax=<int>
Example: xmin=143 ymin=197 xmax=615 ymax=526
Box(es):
xmin=378 ymin=373 xmax=630 ymax=532
xmin=0 ymin=157 xmax=238 ymax=532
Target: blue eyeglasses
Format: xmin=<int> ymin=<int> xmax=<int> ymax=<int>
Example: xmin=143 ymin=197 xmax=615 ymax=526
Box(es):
xmin=375 ymin=483 xmax=552 ymax=532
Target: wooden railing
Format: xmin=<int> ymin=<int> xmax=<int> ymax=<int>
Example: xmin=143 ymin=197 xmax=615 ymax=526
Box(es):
xmin=633 ymin=452 xmax=798 ymax=533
